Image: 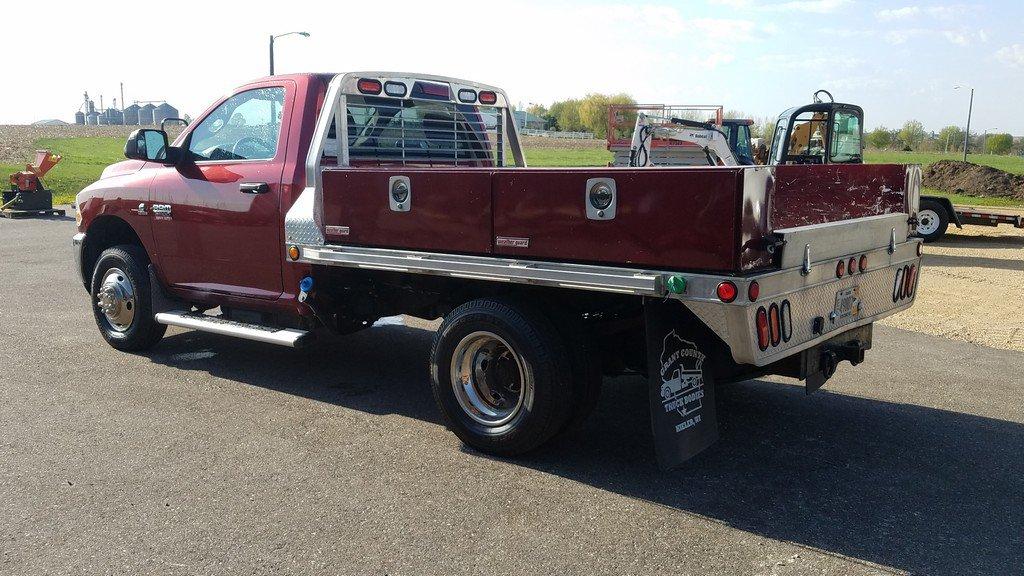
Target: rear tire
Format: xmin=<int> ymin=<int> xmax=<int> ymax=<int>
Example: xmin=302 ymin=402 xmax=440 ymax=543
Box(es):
xmin=917 ymin=199 xmax=949 ymax=242
xmin=90 ymin=245 xmax=166 ymax=352
xmin=430 ymin=298 xmax=573 ymax=456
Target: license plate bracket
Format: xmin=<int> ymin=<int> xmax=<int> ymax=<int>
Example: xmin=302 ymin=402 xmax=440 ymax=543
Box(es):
xmin=833 ymin=286 xmax=860 ymax=321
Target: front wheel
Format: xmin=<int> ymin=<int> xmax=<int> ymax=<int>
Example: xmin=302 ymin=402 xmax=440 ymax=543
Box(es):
xmin=90 ymin=245 xmax=166 ymax=351
xmin=430 ymin=298 xmax=573 ymax=456
xmin=917 ymin=199 xmax=949 ymax=242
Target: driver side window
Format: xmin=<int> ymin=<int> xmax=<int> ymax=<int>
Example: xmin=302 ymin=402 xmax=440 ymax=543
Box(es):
xmin=188 ymin=87 xmax=285 ymax=161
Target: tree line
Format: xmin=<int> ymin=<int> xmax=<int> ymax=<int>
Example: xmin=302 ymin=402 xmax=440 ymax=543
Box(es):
xmin=524 ymin=93 xmax=636 ymax=137
xmin=865 ymin=121 xmax=1018 ymax=154
xmin=526 ymin=97 xmax=1021 ymax=156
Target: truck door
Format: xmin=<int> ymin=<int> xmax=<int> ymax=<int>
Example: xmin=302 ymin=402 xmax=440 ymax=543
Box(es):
xmin=149 ymin=82 xmax=293 ymax=299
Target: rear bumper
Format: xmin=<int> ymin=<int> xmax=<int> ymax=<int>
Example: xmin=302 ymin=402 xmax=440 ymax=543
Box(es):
xmin=72 ymin=232 xmax=87 ymax=289
xmin=682 ymin=240 xmax=922 ymax=366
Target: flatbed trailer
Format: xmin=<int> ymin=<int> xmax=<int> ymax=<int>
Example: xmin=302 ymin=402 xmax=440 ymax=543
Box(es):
xmin=917 ymin=195 xmax=1024 ymax=241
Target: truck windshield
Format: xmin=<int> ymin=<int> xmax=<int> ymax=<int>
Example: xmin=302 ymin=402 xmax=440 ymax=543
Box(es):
xmin=333 ymin=96 xmax=503 ymax=167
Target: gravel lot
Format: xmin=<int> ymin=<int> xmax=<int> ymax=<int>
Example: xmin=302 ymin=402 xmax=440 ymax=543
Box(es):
xmin=880 ymin=216 xmax=1024 ymax=352
xmin=1 ymin=213 xmax=1022 ymax=575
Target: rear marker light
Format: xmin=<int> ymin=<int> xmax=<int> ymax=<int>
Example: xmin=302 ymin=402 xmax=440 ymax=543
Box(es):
xmin=383 ymin=81 xmax=407 ymax=97
xmin=780 ymin=300 xmax=793 ymax=342
xmin=357 ymin=78 xmax=382 ymax=95
xmin=917 ymin=242 xmax=923 ymax=257
xmin=717 ymin=281 xmax=738 ymax=303
xmin=836 ymin=260 xmax=846 ymax=278
xmin=755 ymin=307 xmax=770 ymax=351
xmin=848 ymin=257 xmax=857 ymax=274
xmin=288 ymin=246 xmax=300 ymax=261
xmin=457 ymin=88 xmax=476 ymax=103
xmin=893 ymin=266 xmax=905 ymax=302
xmin=747 ymin=281 xmax=760 ymax=302
xmin=478 ymin=90 xmax=497 ymax=105
xmin=768 ymin=303 xmax=782 ymax=347
xmin=859 ymin=254 xmax=868 ymax=272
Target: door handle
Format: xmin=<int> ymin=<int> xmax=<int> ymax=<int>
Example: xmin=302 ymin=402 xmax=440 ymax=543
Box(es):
xmin=240 ymin=182 xmax=270 ymax=194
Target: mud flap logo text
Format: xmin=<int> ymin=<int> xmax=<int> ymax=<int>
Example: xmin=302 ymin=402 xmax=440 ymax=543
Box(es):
xmin=659 ymin=331 xmax=707 ymax=434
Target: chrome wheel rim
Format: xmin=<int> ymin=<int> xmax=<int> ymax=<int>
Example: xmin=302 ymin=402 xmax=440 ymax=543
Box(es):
xmin=917 ymin=209 xmax=941 ymax=236
xmin=450 ymin=331 xmax=526 ymax=427
xmin=96 ymin=268 xmax=136 ymax=332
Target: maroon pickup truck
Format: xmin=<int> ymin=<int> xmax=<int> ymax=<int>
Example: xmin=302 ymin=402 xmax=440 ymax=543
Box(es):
xmin=73 ymin=72 xmax=924 ymax=467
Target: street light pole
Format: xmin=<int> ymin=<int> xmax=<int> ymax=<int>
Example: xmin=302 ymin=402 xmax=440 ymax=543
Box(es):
xmin=269 ymin=31 xmax=310 ymax=76
xmin=955 ymin=84 xmax=974 ymax=162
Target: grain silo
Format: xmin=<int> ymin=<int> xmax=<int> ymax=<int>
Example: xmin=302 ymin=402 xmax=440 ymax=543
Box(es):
xmin=74 ymin=111 xmax=86 ymax=125
xmin=105 ymin=107 xmax=124 ymax=125
xmin=85 ymin=111 xmax=100 ymax=125
xmin=138 ymin=103 xmax=156 ymax=125
xmin=153 ymin=102 xmax=178 ymax=126
xmin=123 ymin=103 xmax=140 ymax=125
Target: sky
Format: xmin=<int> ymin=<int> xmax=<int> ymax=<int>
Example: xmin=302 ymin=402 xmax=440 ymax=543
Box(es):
xmin=5 ymin=0 xmax=1023 ymax=134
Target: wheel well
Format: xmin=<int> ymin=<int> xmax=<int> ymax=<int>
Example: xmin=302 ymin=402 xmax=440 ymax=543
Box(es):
xmin=81 ymin=216 xmax=148 ymax=289
xmin=921 ymin=195 xmax=961 ymax=228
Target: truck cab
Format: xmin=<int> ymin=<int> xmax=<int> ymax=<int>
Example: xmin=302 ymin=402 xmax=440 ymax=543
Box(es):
xmin=768 ymin=91 xmax=864 ymax=165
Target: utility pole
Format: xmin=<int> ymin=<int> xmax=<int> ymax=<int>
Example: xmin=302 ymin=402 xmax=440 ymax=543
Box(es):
xmin=955 ymin=85 xmax=974 ymax=163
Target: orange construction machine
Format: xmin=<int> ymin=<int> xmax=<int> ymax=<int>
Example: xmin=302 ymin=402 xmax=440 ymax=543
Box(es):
xmin=3 ymin=150 xmax=65 ymax=218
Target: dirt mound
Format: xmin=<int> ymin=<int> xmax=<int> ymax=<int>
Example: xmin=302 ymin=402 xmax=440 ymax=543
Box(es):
xmin=923 ymin=159 xmax=1024 ymax=200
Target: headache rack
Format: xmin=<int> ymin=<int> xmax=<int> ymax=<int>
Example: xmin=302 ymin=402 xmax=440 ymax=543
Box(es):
xmin=319 ymin=72 xmax=524 ymax=168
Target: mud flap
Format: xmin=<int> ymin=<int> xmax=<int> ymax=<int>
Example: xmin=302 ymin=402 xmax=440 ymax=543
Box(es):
xmin=644 ymin=298 xmax=719 ymax=469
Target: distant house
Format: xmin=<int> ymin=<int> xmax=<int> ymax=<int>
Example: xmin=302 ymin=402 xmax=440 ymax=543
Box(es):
xmin=513 ymin=111 xmax=546 ymax=130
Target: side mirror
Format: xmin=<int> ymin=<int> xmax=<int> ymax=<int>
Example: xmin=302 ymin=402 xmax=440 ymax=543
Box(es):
xmin=125 ymin=129 xmax=172 ymax=163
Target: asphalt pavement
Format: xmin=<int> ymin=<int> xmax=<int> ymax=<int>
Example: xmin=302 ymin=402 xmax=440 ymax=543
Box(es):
xmin=1 ymin=213 xmax=1022 ymax=575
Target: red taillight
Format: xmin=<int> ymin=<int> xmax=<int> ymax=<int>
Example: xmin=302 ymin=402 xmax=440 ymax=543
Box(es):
xmin=357 ymin=78 xmax=382 ymax=95
xmin=905 ymin=265 xmax=916 ymax=297
xmin=836 ymin=260 xmax=846 ymax=278
xmin=768 ymin=303 xmax=781 ymax=346
xmin=859 ymin=254 xmax=868 ymax=272
xmin=755 ymin=307 xmax=770 ymax=351
xmin=717 ymin=281 xmax=738 ymax=303
xmin=747 ymin=281 xmax=760 ymax=302
xmin=478 ymin=90 xmax=497 ymax=105
xmin=848 ymin=257 xmax=857 ymax=274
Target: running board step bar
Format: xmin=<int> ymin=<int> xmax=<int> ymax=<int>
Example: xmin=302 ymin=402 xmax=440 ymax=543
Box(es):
xmin=155 ymin=311 xmax=310 ymax=348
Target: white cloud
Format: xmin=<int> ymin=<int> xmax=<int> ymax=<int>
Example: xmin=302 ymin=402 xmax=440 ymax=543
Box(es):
xmin=996 ymin=44 xmax=1024 ymax=67
xmin=877 ymin=6 xmax=921 ymax=20
xmin=710 ymin=0 xmax=849 ymax=13
xmin=943 ymin=31 xmax=969 ymax=46
xmin=876 ymin=4 xmax=968 ymax=21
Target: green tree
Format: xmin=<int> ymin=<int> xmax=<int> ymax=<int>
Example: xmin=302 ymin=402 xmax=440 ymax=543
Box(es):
xmin=898 ymin=120 xmax=926 ymax=150
xmin=526 ymin=103 xmax=547 ymax=118
xmin=578 ymin=93 xmax=611 ymax=137
xmin=548 ymin=99 xmax=582 ymax=132
xmin=937 ymin=125 xmax=965 ymax=153
xmin=985 ymin=133 xmax=1013 ymax=154
xmin=867 ymin=126 xmax=893 ymax=149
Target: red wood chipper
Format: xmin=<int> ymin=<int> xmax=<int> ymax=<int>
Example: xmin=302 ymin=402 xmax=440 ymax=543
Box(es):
xmin=2 ymin=150 xmax=65 ymax=218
